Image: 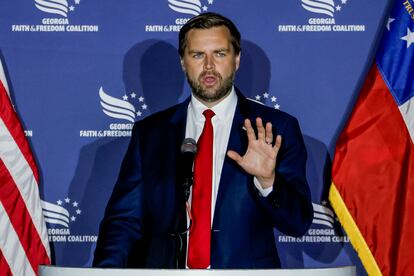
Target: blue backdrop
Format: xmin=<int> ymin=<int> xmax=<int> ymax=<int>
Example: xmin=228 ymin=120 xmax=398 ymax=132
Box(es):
xmin=0 ymin=0 xmax=393 ymax=275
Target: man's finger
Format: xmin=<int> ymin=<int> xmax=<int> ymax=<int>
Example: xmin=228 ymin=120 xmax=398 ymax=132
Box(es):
xmin=256 ymin=117 xmax=265 ymax=141
xmin=244 ymin=119 xmax=256 ymax=142
xmin=265 ymin=122 xmax=273 ymax=145
xmin=273 ymin=135 xmax=282 ymax=152
xmin=227 ymin=150 xmax=243 ymax=163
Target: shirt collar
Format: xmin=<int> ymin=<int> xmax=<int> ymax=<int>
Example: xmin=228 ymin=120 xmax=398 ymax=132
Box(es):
xmin=189 ymin=86 xmax=237 ymax=122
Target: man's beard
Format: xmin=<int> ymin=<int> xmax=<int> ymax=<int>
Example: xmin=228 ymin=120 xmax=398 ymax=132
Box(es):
xmin=186 ymin=70 xmax=235 ymax=103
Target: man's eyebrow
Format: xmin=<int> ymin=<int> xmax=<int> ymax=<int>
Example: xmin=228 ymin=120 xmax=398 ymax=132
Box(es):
xmin=187 ymin=49 xmax=204 ymax=54
xmin=187 ymin=48 xmax=231 ymax=54
xmin=214 ymin=48 xmax=230 ymax=52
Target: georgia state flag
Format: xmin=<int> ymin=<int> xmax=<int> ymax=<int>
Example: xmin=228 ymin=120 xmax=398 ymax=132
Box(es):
xmin=330 ymin=1 xmax=414 ymax=275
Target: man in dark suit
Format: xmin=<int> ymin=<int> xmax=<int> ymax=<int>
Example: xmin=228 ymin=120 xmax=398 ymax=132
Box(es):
xmin=93 ymin=12 xmax=313 ymax=269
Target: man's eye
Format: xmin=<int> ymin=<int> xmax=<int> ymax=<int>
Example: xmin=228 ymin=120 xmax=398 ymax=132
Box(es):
xmin=193 ymin=53 xmax=203 ymax=58
xmin=216 ymin=52 xmax=226 ymax=57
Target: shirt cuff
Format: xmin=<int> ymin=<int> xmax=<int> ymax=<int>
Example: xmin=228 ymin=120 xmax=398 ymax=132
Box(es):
xmin=253 ymin=177 xmax=273 ymax=197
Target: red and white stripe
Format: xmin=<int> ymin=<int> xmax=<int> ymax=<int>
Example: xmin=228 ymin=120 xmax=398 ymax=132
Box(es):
xmin=0 ymin=59 xmax=51 ymax=275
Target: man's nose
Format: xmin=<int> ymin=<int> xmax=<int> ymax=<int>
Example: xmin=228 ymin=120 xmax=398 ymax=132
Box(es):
xmin=203 ymin=55 xmax=215 ymax=70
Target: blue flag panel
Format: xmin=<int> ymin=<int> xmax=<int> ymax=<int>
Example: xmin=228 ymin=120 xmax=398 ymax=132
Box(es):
xmin=377 ymin=0 xmax=414 ymax=105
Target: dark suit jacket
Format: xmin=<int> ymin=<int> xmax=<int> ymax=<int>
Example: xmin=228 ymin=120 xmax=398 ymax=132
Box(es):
xmin=93 ymin=89 xmax=313 ymax=269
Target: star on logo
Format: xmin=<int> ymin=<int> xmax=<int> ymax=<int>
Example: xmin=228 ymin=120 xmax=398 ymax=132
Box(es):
xmin=74 ymin=0 xmax=81 ymax=4
xmin=335 ymin=5 xmax=341 ymax=11
xmin=341 ymin=0 xmax=347 ymax=4
xmin=386 ymin=18 xmax=395 ymax=31
xmin=130 ymin=92 xmax=136 ymax=98
xmin=255 ymin=95 xmax=261 ymax=101
xmin=263 ymin=92 xmax=269 ymax=99
xmin=142 ymin=104 xmax=148 ymax=110
xmin=274 ymin=104 xmax=281 ymax=110
xmin=122 ymin=94 xmax=128 ymax=101
xmin=401 ymin=28 xmax=414 ymax=48
xmin=49 ymin=196 xmax=83 ymax=226
xmin=69 ymin=5 xmax=75 ymax=11
xmin=207 ymin=0 xmax=214 ymax=4
xmin=138 ymin=96 xmax=144 ymax=102
xmin=202 ymin=5 xmax=208 ymax=11
xmin=271 ymin=96 xmax=277 ymax=102
xmin=137 ymin=111 xmax=142 ymax=117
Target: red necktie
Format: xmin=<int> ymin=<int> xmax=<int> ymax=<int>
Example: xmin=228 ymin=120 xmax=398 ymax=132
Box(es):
xmin=187 ymin=109 xmax=215 ymax=269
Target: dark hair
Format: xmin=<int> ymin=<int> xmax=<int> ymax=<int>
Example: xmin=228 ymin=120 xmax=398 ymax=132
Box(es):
xmin=178 ymin=12 xmax=241 ymax=57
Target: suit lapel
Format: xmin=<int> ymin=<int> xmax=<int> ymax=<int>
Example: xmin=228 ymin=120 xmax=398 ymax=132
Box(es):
xmin=169 ymin=97 xmax=189 ymax=209
xmin=170 ymin=98 xmax=189 ymax=151
xmin=168 ymin=98 xmax=190 ymax=268
xmin=212 ymin=90 xmax=251 ymax=227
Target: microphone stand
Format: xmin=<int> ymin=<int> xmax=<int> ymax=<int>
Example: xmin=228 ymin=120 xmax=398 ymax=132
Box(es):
xmin=174 ymin=167 xmax=192 ymax=268
xmin=174 ymin=138 xmax=196 ymax=268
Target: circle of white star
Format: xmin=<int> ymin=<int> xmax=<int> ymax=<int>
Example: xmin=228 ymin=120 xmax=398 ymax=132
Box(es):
xmin=55 ymin=197 xmax=82 ymax=224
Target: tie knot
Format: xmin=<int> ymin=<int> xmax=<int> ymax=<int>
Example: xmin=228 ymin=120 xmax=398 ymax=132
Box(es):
xmin=203 ymin=109 xmax=215 ymax=120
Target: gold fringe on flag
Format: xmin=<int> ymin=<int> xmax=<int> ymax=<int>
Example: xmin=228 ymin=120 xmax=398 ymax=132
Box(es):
xmin=329 ymin=183 xmax=382 ymax=276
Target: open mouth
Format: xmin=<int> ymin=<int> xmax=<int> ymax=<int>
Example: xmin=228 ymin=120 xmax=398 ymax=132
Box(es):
xmin=200 ymin=71 xmax=221 ymax=87
xmin=202 ymin=75 xmax=217 ymax=87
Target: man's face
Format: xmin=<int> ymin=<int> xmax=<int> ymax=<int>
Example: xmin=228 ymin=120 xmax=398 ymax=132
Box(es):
xmin=181 ymin=26 xmax=240 ymax=106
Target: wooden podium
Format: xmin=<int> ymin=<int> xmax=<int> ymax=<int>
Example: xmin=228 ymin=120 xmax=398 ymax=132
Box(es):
xmin=39 ymin=266 xmax=356 ymax=276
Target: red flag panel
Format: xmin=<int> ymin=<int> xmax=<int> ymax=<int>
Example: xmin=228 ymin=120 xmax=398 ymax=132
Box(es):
xmin=331 ymin=65 xmax=414 ymax=275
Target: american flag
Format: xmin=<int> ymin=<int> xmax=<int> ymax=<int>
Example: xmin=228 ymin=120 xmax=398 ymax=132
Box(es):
xmin=330 ymin=0 xmax=414 ymax=274
xmin=0 ymin=58 xmax=51 ymax=275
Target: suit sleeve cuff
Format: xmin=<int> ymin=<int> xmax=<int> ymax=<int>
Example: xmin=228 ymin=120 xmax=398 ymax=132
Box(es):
xmin=253 ymin=177 xmax=273 ymax=197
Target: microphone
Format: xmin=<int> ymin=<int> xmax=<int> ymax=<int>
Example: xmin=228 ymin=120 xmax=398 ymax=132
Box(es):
xmin=180 ymin=138 xmax=197 ymax=202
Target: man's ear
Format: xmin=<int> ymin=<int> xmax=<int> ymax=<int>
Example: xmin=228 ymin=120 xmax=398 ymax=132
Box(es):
xmin=180 ymin=58 xmax=186 ymax=72
xmin=235 ymin=52 xmax=241 ymax=71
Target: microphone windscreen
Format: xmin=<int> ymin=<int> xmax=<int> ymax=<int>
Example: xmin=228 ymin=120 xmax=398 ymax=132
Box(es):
xmin=181 ymin=138 xmax=197 ymax=154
